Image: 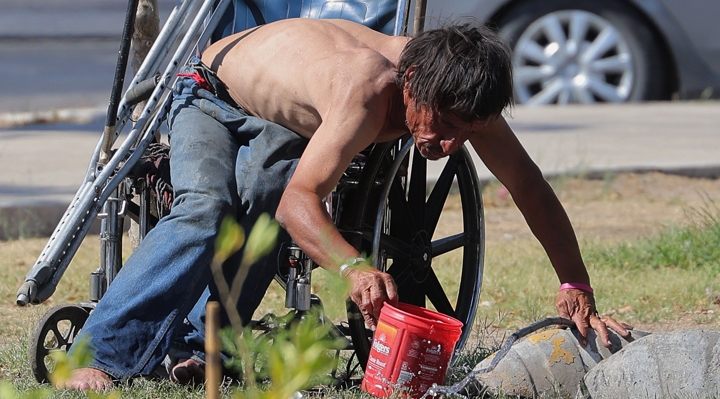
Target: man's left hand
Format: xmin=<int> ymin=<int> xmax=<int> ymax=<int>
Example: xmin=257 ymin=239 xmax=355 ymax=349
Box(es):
xmin=555 ymin=288 xmax=632 ymax=347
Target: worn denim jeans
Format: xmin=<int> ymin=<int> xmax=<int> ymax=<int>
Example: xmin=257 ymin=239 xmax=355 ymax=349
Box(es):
xmin=69 ymin=60 xmax=308 ymax=380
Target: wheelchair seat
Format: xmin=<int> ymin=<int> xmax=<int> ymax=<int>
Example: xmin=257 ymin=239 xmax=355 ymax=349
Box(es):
xmin=212 ymin=0 xmax=400 ymax=41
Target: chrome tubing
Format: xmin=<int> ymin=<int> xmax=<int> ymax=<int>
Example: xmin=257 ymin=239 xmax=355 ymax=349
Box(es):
xmin=393 ymin=0 xmax=410 ymax=36
xmin=17 ymin=0 xmax=230 ymax=306
xmin=88 ymin=0 xmax=203 ymax=171
xmin=94 ymin=0 xmax=231 ymax=206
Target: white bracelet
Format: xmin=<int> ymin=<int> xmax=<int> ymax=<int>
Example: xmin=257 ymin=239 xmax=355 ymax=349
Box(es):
xmin=339 ymin=257 xmax=366 ymax=277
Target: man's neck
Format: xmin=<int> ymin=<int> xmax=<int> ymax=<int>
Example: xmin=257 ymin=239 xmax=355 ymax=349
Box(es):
xmin=388 ymin=88 xmax=408 ymax=132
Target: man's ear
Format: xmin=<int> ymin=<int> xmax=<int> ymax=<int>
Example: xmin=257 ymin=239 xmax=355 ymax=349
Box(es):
xmin=405 ymin=65 xmax=417 ymax=85
xmin=403 ymin=66 xmax=416 ymax=104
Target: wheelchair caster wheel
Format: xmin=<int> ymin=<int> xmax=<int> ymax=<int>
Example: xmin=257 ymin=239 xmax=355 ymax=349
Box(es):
xmin=29 ymin=304 xmax=90 ymax=384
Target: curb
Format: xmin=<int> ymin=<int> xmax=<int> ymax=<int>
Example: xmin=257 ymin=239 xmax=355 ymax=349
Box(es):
xmin=0 ymin=203 xmax=100 ymax=241
xmin=0 ymin=107 xmax=106 ymax=129
xmin=548 ymin=165 xmax=720 ymax=181
xmin=4 ymin=164 xmax=720 ymax=241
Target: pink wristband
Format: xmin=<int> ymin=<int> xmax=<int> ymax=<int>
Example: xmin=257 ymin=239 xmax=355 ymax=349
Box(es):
xmin=559 ymin=282 xmax=594 ymax=294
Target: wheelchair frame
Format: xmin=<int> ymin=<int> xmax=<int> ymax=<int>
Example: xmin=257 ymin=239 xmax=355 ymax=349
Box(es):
xmin=18 ymin=0 xmax=486 ymax=385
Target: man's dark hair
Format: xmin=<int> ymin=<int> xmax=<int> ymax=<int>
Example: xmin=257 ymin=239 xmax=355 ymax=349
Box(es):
xmin=396 ymin=23 xmax=514 ymax=122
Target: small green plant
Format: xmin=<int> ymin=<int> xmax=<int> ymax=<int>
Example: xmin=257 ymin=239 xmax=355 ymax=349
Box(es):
xmin=212 ymin=212 xmax=314 ymax=328
xmin=220 ymin=311 xmax=346 ymax=399
xmin=0 ymin=382 xmax=51 ymax=399
xmin=0 ymin=334 xmax=120 ymax=399
xmin=210 ymin=214 xmax=349 ymax=398
xmin=2 ymin=213 xmax=349 ymax=399
xmin=46 ymin=335 xmax=94 ymax=387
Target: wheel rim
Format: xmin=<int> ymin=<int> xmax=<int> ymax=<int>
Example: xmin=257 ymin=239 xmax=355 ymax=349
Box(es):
xmin=513 ymin=10 xmax=634 ymax=104
xmin=30 ymin=305 xmax=89 ymax=384
xmin=347 ymin=139 xmax=484 ymax=368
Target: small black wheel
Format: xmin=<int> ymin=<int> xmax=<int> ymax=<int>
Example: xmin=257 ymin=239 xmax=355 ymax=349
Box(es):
xmin=343 ymin=139 xmax=484 ymax=369
xmin=29 ymin=304 xmax=90 ymax=384
xmin=496 ymin=0 xmax=669 ymax=104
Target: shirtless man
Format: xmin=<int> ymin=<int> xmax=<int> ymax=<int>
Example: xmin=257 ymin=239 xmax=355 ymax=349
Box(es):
xmin=58 ymin=18 xmax=630 ymax=391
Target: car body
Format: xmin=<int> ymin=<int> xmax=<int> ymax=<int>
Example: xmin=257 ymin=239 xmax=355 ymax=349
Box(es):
xmin=424 ymin=0 xmax=720 ymax=104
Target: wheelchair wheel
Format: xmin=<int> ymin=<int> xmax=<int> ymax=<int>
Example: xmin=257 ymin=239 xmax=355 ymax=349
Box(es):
xmin=345 ymin=139 xmax=485 ymax=369
xmin=29 ymin=304 xmax=90 ymax=383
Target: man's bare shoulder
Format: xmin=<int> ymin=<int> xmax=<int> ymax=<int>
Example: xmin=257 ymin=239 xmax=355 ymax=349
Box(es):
xmin=204 ymin=19 xmax=407 ymax=69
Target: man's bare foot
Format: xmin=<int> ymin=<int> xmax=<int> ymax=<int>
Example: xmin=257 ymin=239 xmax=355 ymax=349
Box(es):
xmin=55 ymin=367 xmax=114 ymax=391
xmin=170 ymin=358 xmax=205 ymax=385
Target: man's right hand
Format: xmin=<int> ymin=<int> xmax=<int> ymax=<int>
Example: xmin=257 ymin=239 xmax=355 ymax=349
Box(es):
xmin=344 ymin=266 xmax=398 ymax=330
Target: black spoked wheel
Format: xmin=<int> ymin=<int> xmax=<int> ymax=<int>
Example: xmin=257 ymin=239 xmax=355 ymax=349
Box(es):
xmin=344 ymin=138 xmax=485 ymax=369
xmin=30 ymin=304 xmax=90 ymax=383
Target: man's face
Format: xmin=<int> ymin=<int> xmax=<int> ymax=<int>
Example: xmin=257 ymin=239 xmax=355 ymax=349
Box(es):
xmin=405 ymin=104 xmax=483 ymax=160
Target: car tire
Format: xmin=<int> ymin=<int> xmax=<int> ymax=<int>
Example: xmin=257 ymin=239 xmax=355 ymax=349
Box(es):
xmin=495 ymin=0 xmax=669 ymax=104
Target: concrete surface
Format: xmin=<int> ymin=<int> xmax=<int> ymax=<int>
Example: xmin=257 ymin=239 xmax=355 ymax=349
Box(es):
xmin=583 ymin=330 xmax=720 ymax=398
xmin=469 ymin=327 xmax=650 ymax=398
xmin=2 ymin=101 xmax=719 ymax=238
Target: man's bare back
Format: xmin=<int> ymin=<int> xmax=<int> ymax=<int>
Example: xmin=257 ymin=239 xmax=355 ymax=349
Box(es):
xmin=202 ymin=18 xmax=410 ymax=141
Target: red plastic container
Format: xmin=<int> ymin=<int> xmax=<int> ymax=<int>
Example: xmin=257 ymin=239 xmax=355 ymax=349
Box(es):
xmin=361 ymin=302 xmax=463 ymax=398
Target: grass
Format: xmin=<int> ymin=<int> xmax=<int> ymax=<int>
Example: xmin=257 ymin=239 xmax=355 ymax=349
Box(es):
xmin=1 ymin=182 xmax=720 ymax=398
xmin=587 ymin=201 xmax=720 ymax=271
xmin=584 ymin=201 xmax=720 ymax=324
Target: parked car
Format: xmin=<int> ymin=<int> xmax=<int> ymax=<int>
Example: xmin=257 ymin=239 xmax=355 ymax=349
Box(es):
xmin=425 ymin=0 xmax=720 ymax=105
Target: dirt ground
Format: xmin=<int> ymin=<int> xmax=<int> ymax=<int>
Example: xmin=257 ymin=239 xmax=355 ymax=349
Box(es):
xmin=483 ymin=172 xmax=720 ymax=244
xmin=480 ymin=171 xmax=720 ymax=332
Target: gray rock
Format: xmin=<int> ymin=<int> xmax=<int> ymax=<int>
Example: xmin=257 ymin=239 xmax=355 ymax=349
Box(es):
xmin=583 ymin=329 xmax=720 ymax=399
xmin=470 ymin=328 xmax=649 ymax=398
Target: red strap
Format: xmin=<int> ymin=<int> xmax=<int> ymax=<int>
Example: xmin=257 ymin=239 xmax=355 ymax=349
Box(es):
xmin=177 ymin=72 xmax=212 ymax=91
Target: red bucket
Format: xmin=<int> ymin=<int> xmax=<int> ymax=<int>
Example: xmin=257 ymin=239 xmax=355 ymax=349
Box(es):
xmin=361 ymin=302 xmax=463 ymax=398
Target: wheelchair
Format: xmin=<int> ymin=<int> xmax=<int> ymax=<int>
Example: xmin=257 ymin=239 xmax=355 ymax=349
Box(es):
xmin=16 ymin=0 xmax=486 ymax=385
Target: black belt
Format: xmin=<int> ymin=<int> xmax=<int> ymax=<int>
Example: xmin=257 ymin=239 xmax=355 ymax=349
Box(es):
xmin=188 ymin=59 xmax=240 ymax=109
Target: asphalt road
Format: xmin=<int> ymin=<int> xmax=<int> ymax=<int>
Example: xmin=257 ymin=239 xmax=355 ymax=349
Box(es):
xmin=0 ymin=0 xmax=178 ymax=39
xmin=0 ymin=0 xmax=177 ymax=113
xmin=0 ymin=39 xmax=123 ymax=113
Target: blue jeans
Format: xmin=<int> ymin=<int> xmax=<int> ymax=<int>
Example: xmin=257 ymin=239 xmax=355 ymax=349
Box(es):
xmin=69 ymin=61 xmax=308 ymax=380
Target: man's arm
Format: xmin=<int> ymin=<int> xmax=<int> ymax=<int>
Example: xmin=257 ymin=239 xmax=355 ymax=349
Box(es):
xmin=275 ymin=79 xmax=398 ymax=330
xmin=469 ymin=116 xmax=629 ymax=346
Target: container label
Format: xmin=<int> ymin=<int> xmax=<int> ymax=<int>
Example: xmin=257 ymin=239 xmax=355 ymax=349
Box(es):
xmin=364 ymin=320 xmax=400 ymax=389
xmin=361 ymin=303 xmax=462 ymax=398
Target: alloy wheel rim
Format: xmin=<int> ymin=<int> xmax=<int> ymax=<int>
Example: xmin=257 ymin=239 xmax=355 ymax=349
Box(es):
xmin=513 ymin=10 xmax=635 ymax=105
